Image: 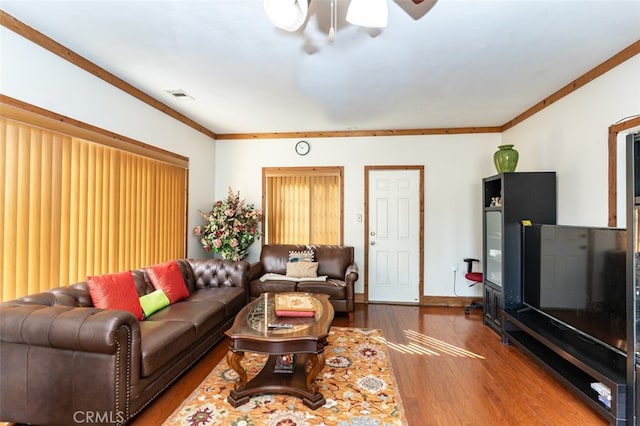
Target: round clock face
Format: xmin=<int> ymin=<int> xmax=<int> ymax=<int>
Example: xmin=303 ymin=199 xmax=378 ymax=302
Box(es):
xmin=295 ymin=140 xmax=310 ymax=156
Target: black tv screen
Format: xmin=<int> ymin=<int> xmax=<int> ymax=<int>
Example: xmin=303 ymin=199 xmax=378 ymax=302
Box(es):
xmin=522 ymin=224 xmax=627 ymax=354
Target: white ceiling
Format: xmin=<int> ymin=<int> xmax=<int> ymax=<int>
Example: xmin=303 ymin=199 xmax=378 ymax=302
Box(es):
xmin=2 ymin=0 xmax=639 ymax=136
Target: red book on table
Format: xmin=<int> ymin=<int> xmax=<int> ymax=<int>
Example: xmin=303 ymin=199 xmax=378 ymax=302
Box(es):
xmin=275 ymin=310 xmax=315 ymax=317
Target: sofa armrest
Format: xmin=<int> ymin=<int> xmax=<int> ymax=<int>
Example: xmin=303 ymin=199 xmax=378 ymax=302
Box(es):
xmin=344 ymin=262 xmax=358 ymax=316
xmin=0 ymin=304 xmax=142 ymax=424
xmin=249 ymin=261 xmax=264 ymax=281
xmin=0 ymin=304 xmax=140 ymax=355
xmin=345 ymin=262 xmax=359 ymax=283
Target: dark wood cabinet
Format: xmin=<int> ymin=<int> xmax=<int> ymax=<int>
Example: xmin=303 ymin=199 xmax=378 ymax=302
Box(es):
xmin=627 ymin=131 xmax=640 ymax=424
xmin=483 ymin=282 xmax=502 ymax=329
xmin=497 ymin=167 xmax=630 ymax=424
xmin=482 ymin=172 xmax=556 ymax=336
xmin=503 ymin=309 xmax=627 ymax=424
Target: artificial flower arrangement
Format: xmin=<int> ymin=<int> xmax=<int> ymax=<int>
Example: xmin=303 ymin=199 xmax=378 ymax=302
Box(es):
xmin=193 ymin=188 xmax=263 ymax=261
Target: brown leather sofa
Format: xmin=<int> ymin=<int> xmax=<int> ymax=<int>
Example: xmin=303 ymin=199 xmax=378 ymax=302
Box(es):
xmin=0 ymin=258 xmax=248 ymax=426
xmin=248 ymin=245 xmax=358 ymax=321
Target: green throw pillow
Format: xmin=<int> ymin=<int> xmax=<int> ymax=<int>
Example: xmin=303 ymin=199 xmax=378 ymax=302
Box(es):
xmin=139 ymin=289 xmax=170 ymax=319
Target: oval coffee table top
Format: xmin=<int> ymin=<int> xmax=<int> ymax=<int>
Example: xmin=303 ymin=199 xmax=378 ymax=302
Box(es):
xmin=226 ymin=292 xmax=334 ymax=345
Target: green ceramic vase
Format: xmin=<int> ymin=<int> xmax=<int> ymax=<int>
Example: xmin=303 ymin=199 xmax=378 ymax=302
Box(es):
xmin=494 ymin=144 xmax=519 ymax=173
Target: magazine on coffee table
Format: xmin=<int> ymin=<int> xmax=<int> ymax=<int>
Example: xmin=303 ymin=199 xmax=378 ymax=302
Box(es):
xmin=275 ymin=294 xmax=316 ymax=317
xmin=274 ymin=353 xmax=296 ymax=373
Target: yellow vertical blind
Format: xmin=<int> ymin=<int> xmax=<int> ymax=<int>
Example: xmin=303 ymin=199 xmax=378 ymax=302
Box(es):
xmin=1 ymin=118 xmax=187 ymax=301
xmin=264 ymin=167 xmax=342 ymax=245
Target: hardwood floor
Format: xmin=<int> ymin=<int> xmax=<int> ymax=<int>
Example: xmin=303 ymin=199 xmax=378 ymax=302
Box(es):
xmin=131 ymin=304 xmax=607 ymax=426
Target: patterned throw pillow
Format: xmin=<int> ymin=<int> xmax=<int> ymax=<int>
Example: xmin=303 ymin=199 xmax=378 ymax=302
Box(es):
xmin=288 ymin=250 xmax=315 ymax=263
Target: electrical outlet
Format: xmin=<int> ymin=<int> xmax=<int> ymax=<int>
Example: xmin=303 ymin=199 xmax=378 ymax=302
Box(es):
xmin=451 ymin=264 xmax=458 ymax=272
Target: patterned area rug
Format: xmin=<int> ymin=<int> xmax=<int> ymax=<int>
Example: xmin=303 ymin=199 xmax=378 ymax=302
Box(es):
xmin=163 ymin=327 xmax=406 ymax=426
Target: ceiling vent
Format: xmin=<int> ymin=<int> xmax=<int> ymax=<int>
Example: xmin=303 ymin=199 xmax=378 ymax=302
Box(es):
xmin=165 ymin=89 xmax=194 ymax=100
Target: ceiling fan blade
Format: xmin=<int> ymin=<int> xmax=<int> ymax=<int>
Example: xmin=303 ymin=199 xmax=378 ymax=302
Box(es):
xmin=394 ymin=0 xmax=437 ymax=21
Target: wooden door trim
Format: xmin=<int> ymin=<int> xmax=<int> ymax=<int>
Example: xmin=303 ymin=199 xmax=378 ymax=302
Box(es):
xmin=363 ymin=166 xmax=425 ymax=303
xmin=608 ymin=116 xmax=640 ymax=226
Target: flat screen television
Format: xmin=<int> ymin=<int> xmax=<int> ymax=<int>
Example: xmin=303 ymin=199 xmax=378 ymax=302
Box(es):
xmin=522 ymin=224 xmax=627 ymax=355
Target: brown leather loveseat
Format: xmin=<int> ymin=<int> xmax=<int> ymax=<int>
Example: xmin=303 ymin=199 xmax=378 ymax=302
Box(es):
xmin=248 ymin=245 xmax=358 ymax=321
xmin=0 ymin=258 xmax=248 ymax=426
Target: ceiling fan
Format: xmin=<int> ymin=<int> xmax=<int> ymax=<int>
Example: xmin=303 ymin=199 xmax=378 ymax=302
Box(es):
xmin=264 ymin=0 xmax=436 ymax=36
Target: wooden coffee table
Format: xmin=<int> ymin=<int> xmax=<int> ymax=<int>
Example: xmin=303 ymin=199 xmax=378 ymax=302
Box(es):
xmin=224 ymin=292 xmax=334 ymax=409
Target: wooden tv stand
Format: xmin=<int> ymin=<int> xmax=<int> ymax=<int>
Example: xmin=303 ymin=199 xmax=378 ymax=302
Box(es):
xmin=502 ymin=308 xmax=627 ymax=425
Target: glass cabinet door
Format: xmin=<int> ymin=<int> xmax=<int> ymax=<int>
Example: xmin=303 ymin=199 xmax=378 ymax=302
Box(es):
xmin=635 ymin=205 xmax=640 ymax=360
xmin=485 ymin=210 xmax=503 ymax=286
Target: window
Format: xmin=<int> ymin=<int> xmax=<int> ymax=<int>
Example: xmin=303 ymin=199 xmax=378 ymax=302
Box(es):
xmin=263 ymin=167 xmax=343 ymax=245
xmin=1 ymin=99 xmax=188 ymax=301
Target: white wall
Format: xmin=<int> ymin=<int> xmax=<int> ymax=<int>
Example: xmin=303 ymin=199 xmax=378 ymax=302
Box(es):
xmin=215 ymin=55 xmax=640 ymax=298
xmin=503 ymin=56 xmax=640 ymax=227
xmin=4 ymin=24 xmax=638 ymax=298
xmin=214 ymin=133 xmax=502 ymax=297
xmin=0 ymin=27 xmax=216 ymax=258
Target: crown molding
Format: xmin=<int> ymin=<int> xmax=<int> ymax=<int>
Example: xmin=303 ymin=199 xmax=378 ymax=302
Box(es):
xmin=2 ymin=10 xmax=638 ymax=141
xmin=501 ymin=39 xmax=640 ymax=132
xmin=0 ymin=10 xmax=217 ymax=141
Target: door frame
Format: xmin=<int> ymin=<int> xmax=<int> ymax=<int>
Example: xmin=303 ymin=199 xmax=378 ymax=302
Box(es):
xmin=364 ymin=165 xmax=425 ymax=303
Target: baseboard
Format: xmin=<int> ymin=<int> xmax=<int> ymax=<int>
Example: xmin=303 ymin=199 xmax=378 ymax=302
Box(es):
xmin=421 ymin=296 xmax=482 ymax=308
xmin=354 ymin=293 xmax=481 ymax=308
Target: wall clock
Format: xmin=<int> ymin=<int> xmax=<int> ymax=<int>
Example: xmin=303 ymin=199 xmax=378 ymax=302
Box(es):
xmin=295 ymin=140 xmax=310 ymax=156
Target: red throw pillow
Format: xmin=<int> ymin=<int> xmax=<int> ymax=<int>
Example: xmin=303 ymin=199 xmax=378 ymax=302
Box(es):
xmin=146 ymin=260 xmax=189 ymax=304
xmin=87 ymin=271 xmax=143 ymax=320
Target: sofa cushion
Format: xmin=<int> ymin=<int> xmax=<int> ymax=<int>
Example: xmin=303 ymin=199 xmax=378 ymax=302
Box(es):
xmin=139 ymin=320 xmax=195 ymax=377
xmin=260 ymin=273 xmax=327 ymax=282
xmin=146 ymin=260 xmax=190 ymax=303
xmin=146 ymin=299 xmax=226 ymax=339
xmin=86 ymin=271 xmax=144 ymax=320
xmin=249 ymin=279 xmax=297 ymax=298
xmin=286 ymin=261 xmax=319 ymax=278
xmin=297 ymin=279 xmax=347 ymax=299
xmin=186 ymin=287 xmax=246 ymax=317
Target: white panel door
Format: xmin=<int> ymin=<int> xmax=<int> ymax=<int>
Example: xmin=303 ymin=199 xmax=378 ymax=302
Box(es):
xmin=368 ymin=169 xmax=420 ymax=303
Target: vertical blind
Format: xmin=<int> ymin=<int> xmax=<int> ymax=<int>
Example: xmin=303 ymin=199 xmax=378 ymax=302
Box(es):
xmin=1 ymin=118 xmax=187 ymax=301
xmin=264 ymin=167 xmax=342 ymax=245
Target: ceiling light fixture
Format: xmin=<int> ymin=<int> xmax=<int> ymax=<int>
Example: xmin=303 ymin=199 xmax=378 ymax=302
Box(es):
xmin=346 ymin=0 xmax=389 ymax=28
xmin=263 ymin=0 xmax=309 ymax=32
xmin=264 ymin=0 xmax=428 ymax=37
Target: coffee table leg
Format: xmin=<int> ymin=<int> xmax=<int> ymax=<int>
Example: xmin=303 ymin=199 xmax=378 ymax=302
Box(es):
xmin=306 ymin=352 xmax=325 ymax=393
xmin=226 ymin=351 xmax=247 ymax=390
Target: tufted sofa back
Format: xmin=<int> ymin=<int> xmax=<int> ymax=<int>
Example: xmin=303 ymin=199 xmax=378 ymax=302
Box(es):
xmin=259 ymin=244 xmax=354 ymax=280
xmin=2 ymin=258 xmax=249 ymax=309
xmin=186 ymin=258 xmax=249 ymax=290
xmin=309 ymin=245 xmax=354 ymax=279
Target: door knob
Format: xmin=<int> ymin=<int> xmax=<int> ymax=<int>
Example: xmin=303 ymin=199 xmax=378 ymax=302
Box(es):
xmin=370 ymin=241 xmax=375 ymax=246
xmin=370 ymin=231 xmax=376 ymax=236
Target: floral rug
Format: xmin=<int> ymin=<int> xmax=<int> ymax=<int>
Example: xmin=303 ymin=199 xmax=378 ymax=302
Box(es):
xmin=163 ymin=327 xmax=406 ymax=426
